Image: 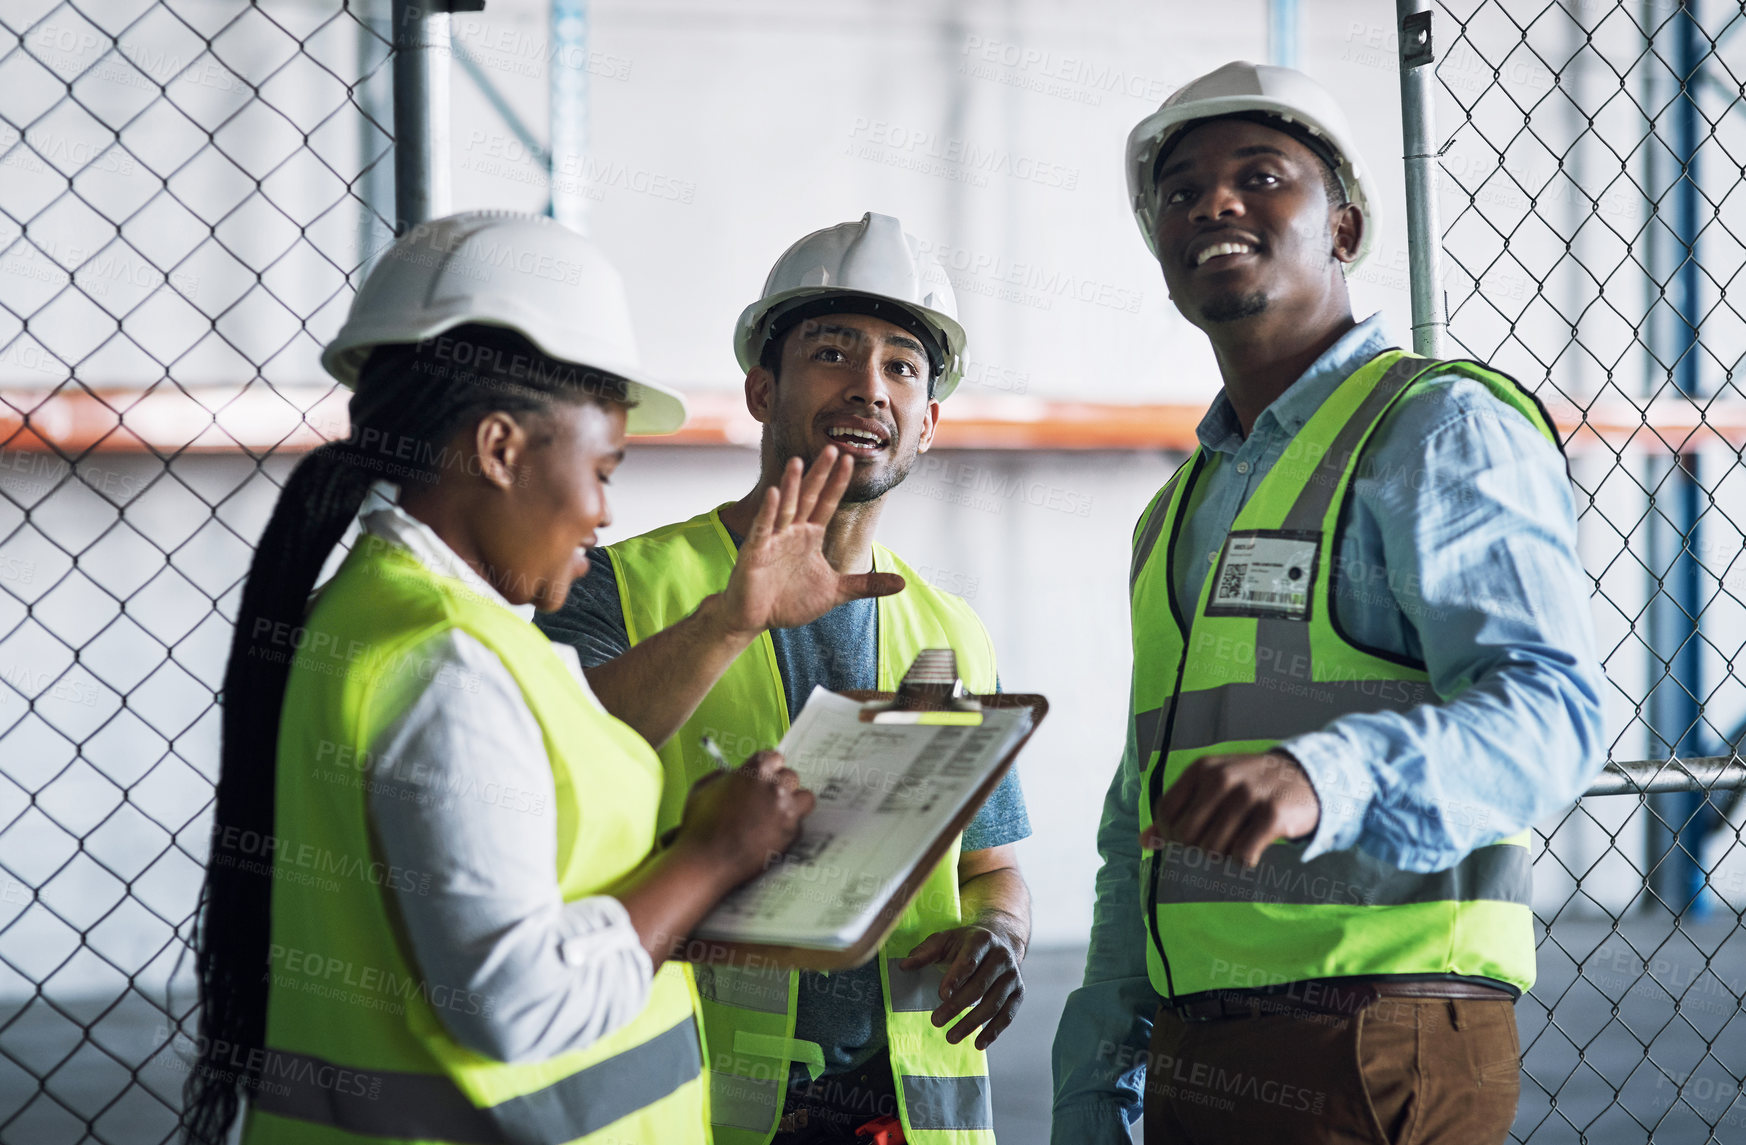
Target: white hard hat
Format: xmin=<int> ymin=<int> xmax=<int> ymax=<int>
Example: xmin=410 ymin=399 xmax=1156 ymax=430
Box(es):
xmin=321 ymin=210 xmax=686 ymax=434
xmin=733 ymin=212 xmax=968 ymax=400
xmin=1125 ymin=61 xmax=1379 ymax=272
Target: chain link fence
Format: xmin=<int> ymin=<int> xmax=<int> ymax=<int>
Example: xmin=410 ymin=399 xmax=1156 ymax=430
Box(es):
xmin=1423 ymin=1 xmax=1746 ymax=1140
xmin=1 ymin=0 xmax=1744 ymax=1142
xmin=0 ymin=0 xmax=391 ymax=1139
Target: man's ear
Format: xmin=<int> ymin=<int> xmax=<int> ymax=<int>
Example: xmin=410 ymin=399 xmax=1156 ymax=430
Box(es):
xmin=473 ymin=411 xmax=527 ymax=491
xmin=1331 ymin=202 xmax=1364 ymax=265
xmin=744 ymin=365 xmax=775 ymax=425
xmin=915 ymin=397 xmax=942 ymax=454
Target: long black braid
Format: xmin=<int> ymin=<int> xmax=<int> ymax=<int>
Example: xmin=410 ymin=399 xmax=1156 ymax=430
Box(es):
xmin=184 ymin=324 xmax=629 ymax=1143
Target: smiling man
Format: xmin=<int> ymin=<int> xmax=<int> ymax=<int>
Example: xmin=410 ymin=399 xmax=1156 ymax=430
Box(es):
xmin=538 ymin=213 xmax=1032 ymax=1145
xmin=1050 ymin=63 xmax=1604 ymax=1144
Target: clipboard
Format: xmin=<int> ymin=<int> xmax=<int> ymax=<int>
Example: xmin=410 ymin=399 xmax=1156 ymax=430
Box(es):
xmin=682 ymin=649 xmax=1048 ymax=972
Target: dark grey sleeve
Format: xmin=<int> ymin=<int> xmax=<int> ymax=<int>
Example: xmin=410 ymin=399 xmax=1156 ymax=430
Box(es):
xmin=535 ymin=548 xmax=632 ymax=668
xmin=961 ymin=673 xmax=1032 ymax=851
xmin=962 ymin=767 xmax=1032 ymax=852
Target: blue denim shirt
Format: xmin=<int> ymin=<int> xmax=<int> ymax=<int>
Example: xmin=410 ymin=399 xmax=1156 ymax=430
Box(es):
xmin=1049 ymin=315 xmax=1606 ymax=1143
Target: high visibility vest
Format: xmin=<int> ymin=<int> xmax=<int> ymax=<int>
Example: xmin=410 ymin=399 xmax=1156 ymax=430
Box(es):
xmin=242 ymin=534 xmax=708 ymax=1145
xmin=609 ymin=507 xmax=998 ymax=1145
xmin=1131 ymin=351 xmax=1557 ymax=1002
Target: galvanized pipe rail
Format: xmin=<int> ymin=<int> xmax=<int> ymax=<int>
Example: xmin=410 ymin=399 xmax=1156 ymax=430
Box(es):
xmin=1395 ymin=0 xmax=1446 ymax=357
xmin=1583 ymin=756 xmax=1746 ymax=798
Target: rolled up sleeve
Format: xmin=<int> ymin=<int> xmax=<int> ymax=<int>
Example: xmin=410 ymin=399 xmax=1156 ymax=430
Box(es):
xmin=1282 ymin=381 xmax=1606 ymax=870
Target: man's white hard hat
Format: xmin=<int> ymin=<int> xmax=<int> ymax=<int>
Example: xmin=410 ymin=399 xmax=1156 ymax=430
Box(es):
xmin=321 ymin=210 xmax=687 ymax=434
xmin=733 ymin=212 xmax=969 ymax=400
xmin=1125 ymin=61 xmax=1379 ymax=272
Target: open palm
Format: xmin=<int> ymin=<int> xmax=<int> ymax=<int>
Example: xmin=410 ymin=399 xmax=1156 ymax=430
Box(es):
xmin=721 ymin=447 xmax=906 ymax=632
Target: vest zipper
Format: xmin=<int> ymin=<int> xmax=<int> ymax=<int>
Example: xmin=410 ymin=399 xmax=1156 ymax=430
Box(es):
xmin=1141 ymin=452 xmax=1206 ymax=1004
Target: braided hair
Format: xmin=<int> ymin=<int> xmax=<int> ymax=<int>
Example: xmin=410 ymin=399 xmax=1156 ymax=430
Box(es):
xmin=184 ymin=324 xmax=629 ymax=1143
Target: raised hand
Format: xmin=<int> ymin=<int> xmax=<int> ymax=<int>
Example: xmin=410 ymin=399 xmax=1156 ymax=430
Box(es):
xmin=720 ymin=446 xmax=906 ymax=634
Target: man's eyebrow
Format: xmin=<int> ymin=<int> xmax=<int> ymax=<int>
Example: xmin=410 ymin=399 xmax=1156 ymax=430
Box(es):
xmin=883 ymin=332 xmax=926 ymax=357
xmin=1156 ymin=142 xmax=1291 ymax=184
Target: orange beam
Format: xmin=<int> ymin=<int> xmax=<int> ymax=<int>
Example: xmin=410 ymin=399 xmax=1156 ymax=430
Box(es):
xmin=1 ymin=386 xmax=1743 ymax=456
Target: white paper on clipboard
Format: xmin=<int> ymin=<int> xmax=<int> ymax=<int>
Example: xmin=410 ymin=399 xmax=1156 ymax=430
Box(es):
xmin=691 ymin=686 xmax=1033 ymax=949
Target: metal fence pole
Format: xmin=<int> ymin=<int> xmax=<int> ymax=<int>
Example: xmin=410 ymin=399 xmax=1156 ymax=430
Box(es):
xmin=1655 ymin=0 xmax=1712 ymax=916
xmin=392 ymin=0 xmax=453 ymax=231
xmin=1395 ymin=0 xmax=1445 ymax=357
xmin=1268 ymin=0 xmax=1299 ymax=69
xmin=550 ymin=0 xmax=591 ymax=231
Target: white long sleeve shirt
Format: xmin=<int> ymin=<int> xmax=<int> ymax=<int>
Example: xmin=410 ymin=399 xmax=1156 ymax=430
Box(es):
xmin=353 ymin=499 xmax=654 ymax=1063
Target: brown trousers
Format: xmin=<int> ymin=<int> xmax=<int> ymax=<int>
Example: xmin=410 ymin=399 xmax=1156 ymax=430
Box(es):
xmin=1144 ymin=997 xmax=1520 ymax=1144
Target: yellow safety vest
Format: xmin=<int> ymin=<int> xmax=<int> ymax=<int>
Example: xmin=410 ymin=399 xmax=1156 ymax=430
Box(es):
xmin=1131 ymin=352 xmax=1556 ymax=1001
xmin=243 ymin=534 xmax=708 ymax=1145
xmin=609 ymin=507 xmax=999 ymax=1145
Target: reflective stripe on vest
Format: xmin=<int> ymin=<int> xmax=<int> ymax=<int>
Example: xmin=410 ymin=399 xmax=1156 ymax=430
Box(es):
xmin=608 ymin=508 xmax=998 ymax=1145
xmin=1131 ymin=352 xmax=1555 ymax=1000
xmin=250 ymin=538 xmax=707 ymax=1145
xmin=254 ymin=1018 xmax=702 ymax=1145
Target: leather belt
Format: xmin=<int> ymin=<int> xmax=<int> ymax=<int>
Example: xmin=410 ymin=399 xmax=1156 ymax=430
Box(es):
xmin=1164 ymin=978 xmax=1513 ymax=1023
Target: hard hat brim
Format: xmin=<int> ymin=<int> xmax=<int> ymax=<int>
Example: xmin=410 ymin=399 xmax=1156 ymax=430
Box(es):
xmin=1126 ymin=94 xmax=1379 ymax=273
xmin=321 ymin=313 xmax=688 ymax=436
xmin=733 ymin=286 xmax=967 ymax=400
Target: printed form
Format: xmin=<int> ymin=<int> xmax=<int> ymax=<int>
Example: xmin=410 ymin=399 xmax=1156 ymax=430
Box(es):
xmin=693 ymin=687 xmax=1034 ymax=949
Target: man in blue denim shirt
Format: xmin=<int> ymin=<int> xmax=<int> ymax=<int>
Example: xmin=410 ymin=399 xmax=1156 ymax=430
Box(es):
xmin=1052 ymin=63 xmax=1604 ymax=1144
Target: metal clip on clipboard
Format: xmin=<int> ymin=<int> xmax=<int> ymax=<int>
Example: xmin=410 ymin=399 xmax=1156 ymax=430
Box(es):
xmin=858 ymin=648 xmax=984 ymax=725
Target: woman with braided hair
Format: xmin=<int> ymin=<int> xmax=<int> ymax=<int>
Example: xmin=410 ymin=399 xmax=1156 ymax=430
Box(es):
xmin=184 ymin=213 xmax=878 ymax=1145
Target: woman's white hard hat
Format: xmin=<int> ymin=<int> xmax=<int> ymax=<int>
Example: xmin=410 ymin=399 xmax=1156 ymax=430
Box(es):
xmin=733 ymin=212 xmax=969 ymax=399
xmin=1125 ymin=61 xmax=1379 ymax=273
xmin=321 ymin=210 xmax=687 ymax=434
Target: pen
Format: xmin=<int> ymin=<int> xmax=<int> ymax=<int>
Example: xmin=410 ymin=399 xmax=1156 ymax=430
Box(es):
xmin=699 ymin=735 xmax=733 ymax=772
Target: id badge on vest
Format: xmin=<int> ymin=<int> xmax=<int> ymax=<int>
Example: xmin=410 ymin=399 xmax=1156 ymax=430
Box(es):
xmin=1204 ymin=529 xmax=1321 ymax=621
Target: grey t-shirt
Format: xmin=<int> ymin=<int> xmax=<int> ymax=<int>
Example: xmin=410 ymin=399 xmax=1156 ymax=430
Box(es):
xmin=536 ymin=539 xmax=1031 ymax=1079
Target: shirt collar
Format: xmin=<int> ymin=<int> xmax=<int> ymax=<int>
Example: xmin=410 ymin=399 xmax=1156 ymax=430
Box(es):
xmin=358 ymin=482 xmax=536 ymax=620
xmin=1194 ymin=312 xmax=1393 ymax=455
